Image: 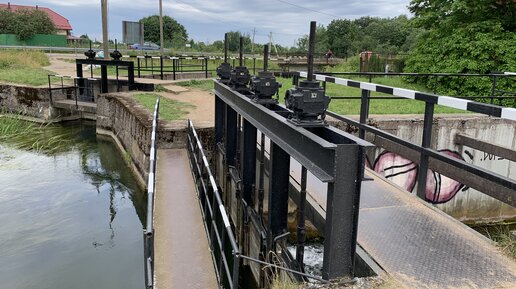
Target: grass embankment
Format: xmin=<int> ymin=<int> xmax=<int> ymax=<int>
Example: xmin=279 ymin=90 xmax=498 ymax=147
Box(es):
xmin=132 ymin=93 xmax=195 ymax=121
xmin=474 ymin=224 xmax=516 ymax=259
xmin=0 ymin=50 xmax=52 ymax=86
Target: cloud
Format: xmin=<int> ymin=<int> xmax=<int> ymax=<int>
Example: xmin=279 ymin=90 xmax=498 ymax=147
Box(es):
xmin=8 ymin=0 xmax=411 ymax=46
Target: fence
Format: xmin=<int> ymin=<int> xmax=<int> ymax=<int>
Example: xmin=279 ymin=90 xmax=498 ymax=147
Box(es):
xmin=298 ymin=71 xmax=516 ymax=206
xmin=47 ymin=74 xmax=99 ymax=106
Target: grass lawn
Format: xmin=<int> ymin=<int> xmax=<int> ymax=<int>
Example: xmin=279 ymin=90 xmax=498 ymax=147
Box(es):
xmin=163 ymin=75 xmax=466 ymax=115
xmin=0 ymin=50 xmax=52 ymax=86
xmin=132 ymin=93 xmax=195 ymax=121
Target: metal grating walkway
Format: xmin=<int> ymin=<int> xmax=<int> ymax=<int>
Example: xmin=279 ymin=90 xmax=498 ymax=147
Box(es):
xmin=307 ymin=169 xmax=516 ymax=289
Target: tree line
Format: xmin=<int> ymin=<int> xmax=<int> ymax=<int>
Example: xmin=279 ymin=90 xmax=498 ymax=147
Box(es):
xmin=0 ymin=9 xmax=56 ymax=40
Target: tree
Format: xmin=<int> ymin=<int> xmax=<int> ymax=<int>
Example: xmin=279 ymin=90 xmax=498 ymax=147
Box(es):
xmin=225 ymin=31 xmax=252 ymax=52
xmin=138 ymin=15 xmax=188 ymax=48
xmin=0 ymin=9 xmax=56 ymax=40
xmin=405 ymin=0 xmax=516 ymax=96
xmin=327 ymin=19 xmax=357 ymax=56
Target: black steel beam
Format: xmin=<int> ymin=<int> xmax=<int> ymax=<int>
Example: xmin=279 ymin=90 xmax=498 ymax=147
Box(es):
xmin=241 ymin=119 xmax=257 ymax=205
xmin=225 ymin=105 xmax=238 ymax=167
xmin=215 ymin=96 xmax=225 ymax=144
xmin=267 ymin=142 xmax=290 ymax=248
xmin=215 ymin=80 xmax=337 ymax=182
xmin=322 ymin=145 xmax=364 ymax=280
xmin=455 ymin=134 xmax=516 ymax=163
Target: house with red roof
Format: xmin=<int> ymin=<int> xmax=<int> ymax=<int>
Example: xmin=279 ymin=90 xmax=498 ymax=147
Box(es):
xmin=0 ymin=2 xmax=74 ymax=39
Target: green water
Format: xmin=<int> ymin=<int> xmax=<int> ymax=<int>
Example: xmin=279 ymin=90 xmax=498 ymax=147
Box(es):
xmin=0 ymin=121 xmax=146 ymax=289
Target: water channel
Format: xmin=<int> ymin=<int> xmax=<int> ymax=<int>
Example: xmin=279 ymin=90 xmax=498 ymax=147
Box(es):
xmin=0 ymin=120 xmax=146 ymax=289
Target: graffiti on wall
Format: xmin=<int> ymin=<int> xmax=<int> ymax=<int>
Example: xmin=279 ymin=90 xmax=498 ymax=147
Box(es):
xmin=370 ymin=150 xmax=470 ymax=204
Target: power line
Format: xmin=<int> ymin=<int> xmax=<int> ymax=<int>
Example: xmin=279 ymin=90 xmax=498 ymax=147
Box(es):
xmin=275 ymin=0 xmax=340 ymax=18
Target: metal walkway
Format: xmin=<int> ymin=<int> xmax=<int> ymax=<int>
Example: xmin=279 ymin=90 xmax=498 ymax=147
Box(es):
xmin=303 ymin=169 xmax=516 ymax=289
xmin=153 ymin=149 xmax=218 ymax=289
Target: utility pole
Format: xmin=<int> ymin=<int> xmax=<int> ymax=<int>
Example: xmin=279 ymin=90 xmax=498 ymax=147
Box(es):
xmin=251 ymin=27 xmax=256 ymax=55
xmin=101 ymin=0 xmax=109 ymax=58
xmin=159 ymin=0 xmax=164 ymax=55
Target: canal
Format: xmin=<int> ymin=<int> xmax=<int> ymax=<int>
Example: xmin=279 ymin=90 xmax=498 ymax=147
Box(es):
xmin=0 ymin=120 xmax=146 ymax=289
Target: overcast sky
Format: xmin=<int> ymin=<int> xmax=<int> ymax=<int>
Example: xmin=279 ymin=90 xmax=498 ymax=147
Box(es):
xmin=8 ymin=0 xmax=411 ymax=46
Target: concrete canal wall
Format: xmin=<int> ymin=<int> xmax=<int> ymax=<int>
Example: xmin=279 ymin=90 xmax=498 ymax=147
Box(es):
xmin=95 ymin=92 xmax=214 ymax=187
xmin=0 ymin=84 xmax=73 ymax=120
xmin=333 ymin=114 xmax=516 ymax=224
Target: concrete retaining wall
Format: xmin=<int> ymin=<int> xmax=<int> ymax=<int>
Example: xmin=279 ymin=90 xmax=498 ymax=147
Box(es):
xmin=333 ymin=114 xmax=516 ymax=223
xmin=0 ymin=84 xmax=73 ymax=120
xmin=96 ymin=92 xmax=214 ymax=186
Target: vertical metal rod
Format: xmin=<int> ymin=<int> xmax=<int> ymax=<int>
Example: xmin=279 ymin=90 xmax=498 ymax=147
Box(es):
xmin=215 ymin=96 xmax=225 ymax=144
xmin=224 ymin=33 xmax=228 ymax=63
xmin=263 ymin=45 xmax=269 ymax=71
xmin=47 ymin=75 xmax=53 ymax=104
xmin=160 ymin=56 xmax=164 ymax=80
xmin=359 ymin=89 xmax=370 ymax=139
xmin=173 ymin=58 xmax=176 ymax=80
xmin=307 ymin=21 xmax=316 ymax=81
xmin=225 ymin=106 xmax=238 ymax=167
xmin=159 ymin=0 xmax=164 ymax=55
xmin=258 ymin=133 xmax=266 ymax=220
xmin=296 ymin=166 xmax=308 ymax=271
xmin=416 ymin=102 xmax=435 ymax=200
xmin=205 ymin=57 xmax=209 ymax=78
xmin=101 ymin=65 xmax=108 ymax=93
xmin=239 ymin=37 xmax=244 ymax=67
xmin=253 ymin=57 xmax=256 ymax=75
xmin=491 ymin=75 xmax=497 ymax=105
xmin=137 ymin=58 xmax=141 ymax=78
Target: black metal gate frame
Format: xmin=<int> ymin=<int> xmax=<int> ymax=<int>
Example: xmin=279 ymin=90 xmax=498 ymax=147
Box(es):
xmin=214 ymin=79 xmax=373 ymax=280
xmin=300 ymin=72 xmax=516 ymax=206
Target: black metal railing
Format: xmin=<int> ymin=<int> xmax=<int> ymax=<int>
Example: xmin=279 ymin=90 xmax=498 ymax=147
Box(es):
xmin=187 ymin=120 xmax=240 ymax=289
xmin=187 ymin=120 xmax=330 ymax=288
xmin=298 ymin=71 xmax=516 ymax=206
xmin=47 ymin=74 xmax=99 ymax=107
xmin=143 ymin=97 xmax=160 ymax=289
xmin=316 ymin=71 xmax=516 ymax=105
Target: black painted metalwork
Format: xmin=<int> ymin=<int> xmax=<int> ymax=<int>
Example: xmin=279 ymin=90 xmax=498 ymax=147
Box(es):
xmin=285 ymin=22 xmax=330 ymax=127
xmin=229 ymin=37 xmax=251 ymax=94
xmin=214 ymin=79 xmax=373 ymax=280
xmin=296 ymin=166 xmax=308 ymax=271
xmin=250 ymin=45 xmax=281 ymax=105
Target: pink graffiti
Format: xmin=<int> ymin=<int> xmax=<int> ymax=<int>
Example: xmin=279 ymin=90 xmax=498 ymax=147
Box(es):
xmin=373 ymin=150 xmax=465 ymax=204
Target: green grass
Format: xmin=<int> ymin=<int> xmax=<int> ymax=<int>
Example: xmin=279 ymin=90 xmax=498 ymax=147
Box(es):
xmin=132 ymin=93 xmax=195 ymax=121
xmin=0 ymin=50 xmax=52 ymax=86
xmin=474 ymin=224 xmax=516 ymax=259
xmin=175 ymin=79 xmax=214 ymax=91
xmin=276 ymin=77 xmax=465 ymax=115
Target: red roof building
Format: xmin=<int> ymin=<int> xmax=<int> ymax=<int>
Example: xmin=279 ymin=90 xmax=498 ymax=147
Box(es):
xmin=0 ymin=2 xmax=73 ymax=36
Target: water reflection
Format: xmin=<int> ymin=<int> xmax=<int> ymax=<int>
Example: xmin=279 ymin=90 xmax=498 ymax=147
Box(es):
xmin=0 ymin=120 xmax=146 ymax=289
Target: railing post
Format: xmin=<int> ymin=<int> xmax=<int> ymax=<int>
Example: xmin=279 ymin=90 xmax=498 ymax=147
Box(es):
xmin=491 ymin=75 xmax=497 ymax=105
xmin=47 ymin=75 xmax=53 ymax=104
xmin=173 ymin=58 xmax=176 ymax=80
xmin=416 ymin=101 xmax=435 ymax=200
xmin=296 ymin=166 xmax=308 ymax=271
xmin=205 ymin=57 xmax=209 ymax=78
xmin=359 ymin=89 xmax=371 ymax=139
xmin=225 ymin=106 xmax=238 ymax=168
xmin=160 ymin=56 xmax=164 ymax=80
xmin=137 ymin=57 xmax=141 ymax=78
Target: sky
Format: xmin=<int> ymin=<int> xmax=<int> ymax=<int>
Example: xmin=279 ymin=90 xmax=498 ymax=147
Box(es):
xmin=6 ymin=0 xmax=411 ymax=47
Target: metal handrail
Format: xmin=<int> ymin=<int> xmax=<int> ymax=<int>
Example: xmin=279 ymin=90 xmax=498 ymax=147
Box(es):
xmin=297 ymin=71 xmax=516 ymax=206
xmin=144 ymin=97 xmax=160 ymax=289
xmin=186 ymin=120 xmax=331 ymax=288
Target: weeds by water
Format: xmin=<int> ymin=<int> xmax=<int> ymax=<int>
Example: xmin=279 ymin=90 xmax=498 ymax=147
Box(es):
xmin=0 ymin=117 xmax=90 ymax=155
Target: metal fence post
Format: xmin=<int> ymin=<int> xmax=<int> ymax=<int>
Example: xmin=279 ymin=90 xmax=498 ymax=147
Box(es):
xmin=416 ymin=102 xmax=435 ymax=200
xmin=160 ymin=56 xmax=164 ymax=80
xmin=173 ymin=58 xmax=176 ymax=80
xmin=137 ymin=57 xmax=141 ymax=78
xmin=242 ymin=120 xmax=257 ymax=206
xmin=359 ymin=89 xmax=371 ymax=139
xmin=205 ymin=57 xmax=209 ymax=78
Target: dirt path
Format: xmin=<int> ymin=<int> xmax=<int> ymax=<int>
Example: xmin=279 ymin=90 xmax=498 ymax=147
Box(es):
xmin=159 ymin=87 xmax=214 ymax=127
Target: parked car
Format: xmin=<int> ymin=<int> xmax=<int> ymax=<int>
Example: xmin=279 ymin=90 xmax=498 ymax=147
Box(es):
xmin=129 ymin=42 xmax=160 ymax=50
